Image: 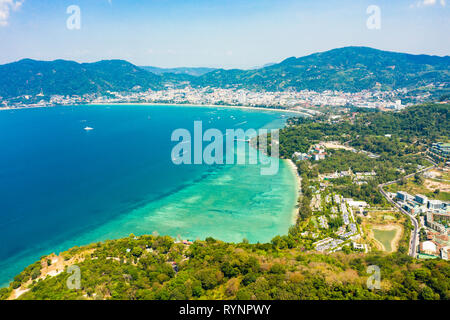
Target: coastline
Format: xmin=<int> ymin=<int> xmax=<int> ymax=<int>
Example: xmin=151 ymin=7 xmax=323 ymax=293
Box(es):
xmin=285 ymin=159 xmax=301 ymax=225
xmin=1 ymin=102 xmax=312 ymax=117
xmin=1 ymin=102 xmax=305 ymax=231
xmin=89 ymin=102 xmax=312 ymax=116
xmin=0 ymin=103 xmax=303 ymax=288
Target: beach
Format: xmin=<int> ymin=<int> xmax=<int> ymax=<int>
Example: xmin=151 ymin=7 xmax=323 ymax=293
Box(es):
xmin=89 ymin=102 xmax=313 ymax=117
xmin=1 ymin=103 xmax=313 ymax=118
xmin=286 ymin=159 xmax=301 ymax=224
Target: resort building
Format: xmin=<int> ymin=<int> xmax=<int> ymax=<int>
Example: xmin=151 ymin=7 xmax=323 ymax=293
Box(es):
xmin=292 ymin=152 xmax=310 ymax=161
xmin=428 ymin=200 xmax=444 ymax=211
xmin=346 ymin=199 xmax=369 ymax=209
xmin=415 ymin=194 xmax=428 ymax=205
xmin=403 ymin=203 xmax=423 ymax=215
xmin=396 ymin=191 xmax=411 ymax=202
xmin=426 ymin=212 xmax=447 ymax=234
xmin=434 ymin=211 xmax=450 ymax=223
xmin=292 ymin=144 xmax=326 ymax=162
xmin=420 ymin=241 xmax=438 ymax=256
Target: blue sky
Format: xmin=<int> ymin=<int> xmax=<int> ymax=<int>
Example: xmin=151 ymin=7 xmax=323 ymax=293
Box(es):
xmin=0 ymin=0 xmax=449 ymax=68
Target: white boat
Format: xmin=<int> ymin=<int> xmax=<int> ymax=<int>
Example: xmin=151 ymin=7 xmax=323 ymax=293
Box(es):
xmin=84 ymin=126 xmax=94 ymax=131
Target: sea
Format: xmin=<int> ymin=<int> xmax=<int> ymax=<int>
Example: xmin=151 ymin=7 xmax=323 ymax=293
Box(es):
xmin=0 ymin=104 xmax=299 ymax=286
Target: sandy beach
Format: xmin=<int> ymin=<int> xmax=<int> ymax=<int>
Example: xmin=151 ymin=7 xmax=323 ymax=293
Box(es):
xmin=286 ymin=159 xmax=301 ymax=224
xmin=90 ymin=102 xmax=313 ymax=117
xmin=2 ymin=103 xmax=313 ymax=117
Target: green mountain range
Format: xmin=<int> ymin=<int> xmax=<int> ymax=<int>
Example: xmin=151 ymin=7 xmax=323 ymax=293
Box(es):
xmin=0 ymin=47 xmax=448 ymax=99
xmin=193 ymin=46 xmax=450 ymax=92
xmin=140 ymin=66 xmax=217 ymax=77
xmin=0 ymin=59 xmax=165 ymax=99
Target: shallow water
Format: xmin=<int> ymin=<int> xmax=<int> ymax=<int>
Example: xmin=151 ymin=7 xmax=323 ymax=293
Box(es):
xmin=0 ymin=104 xmax=298 ymax=286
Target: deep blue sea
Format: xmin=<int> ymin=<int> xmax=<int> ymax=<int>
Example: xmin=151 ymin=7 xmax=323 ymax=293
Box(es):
xmin=0 ymin=104 xmax=298 ymax=286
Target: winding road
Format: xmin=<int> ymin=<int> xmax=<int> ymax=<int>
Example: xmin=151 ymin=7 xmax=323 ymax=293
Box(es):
xmin=378 ymin=160 xmax=437 ymax=258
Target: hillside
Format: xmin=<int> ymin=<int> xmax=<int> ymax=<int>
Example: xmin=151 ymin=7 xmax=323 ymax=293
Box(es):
xmin=0 ymin=59 xmax=164 ymax=98
xmin=0 ymin=47 xmax=448 ymax=99
xmin=194 ymin=47 xmax=450 ymax=92
xmin=1 ymin=234 xmax=448 ymax=300
xmin=140 ymin=66 xmax=217 ymax=77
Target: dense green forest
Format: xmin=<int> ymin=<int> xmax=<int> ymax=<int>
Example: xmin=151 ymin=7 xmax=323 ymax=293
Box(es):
xmin=1 ymin=235 xmax=448 ymax=300
xmin=279 ymin=103 xmax=449 ymax=158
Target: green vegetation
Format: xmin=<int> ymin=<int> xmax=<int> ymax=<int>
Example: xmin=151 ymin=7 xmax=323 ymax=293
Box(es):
xmin=3 ymin=234 xmax=449 ymax=300
xmin=1 ymin=47 xmax=449 ymax=99
xmin=278 ymin=104 xmax=448 ymax=207
xmin=193 ymin=47 xmax=449 ymax=94
xmin=385 ymin=176 xmax=450 ymax=202
xmin=0 ymin=59 xmax=165 ymax=98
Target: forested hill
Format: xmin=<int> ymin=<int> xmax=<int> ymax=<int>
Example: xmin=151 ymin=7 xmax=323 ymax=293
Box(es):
xmin=279 ymin=103 xmax=449 ymax=160
xmin=0 ymin=59 xmax=165 ymax=98
xmin=1 ymin=47 xmax=449 ymax=99
xmin=194 ymin=47 xmax=450 ymax=92
xmin=140 ymin=66 xmax=217 ymax=77
xmin=1 ymin=235 xmax=449 ymax=300
xmin=352 ymin=103 xmax=449 ymax=140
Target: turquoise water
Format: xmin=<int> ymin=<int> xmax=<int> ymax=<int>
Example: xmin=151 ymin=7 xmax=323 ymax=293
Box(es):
xmin=0 ymin=104 xmax=298 ymax=286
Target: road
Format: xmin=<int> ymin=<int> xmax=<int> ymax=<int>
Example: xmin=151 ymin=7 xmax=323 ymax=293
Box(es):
xmin=378 ymin=161 xmax=436 ymax=258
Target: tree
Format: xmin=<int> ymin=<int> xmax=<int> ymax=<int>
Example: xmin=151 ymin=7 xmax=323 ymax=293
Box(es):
xmin=414 ymin=173 xmax=424 ymax=185
xmin=131 ymin=246 xmax=143 ymax=257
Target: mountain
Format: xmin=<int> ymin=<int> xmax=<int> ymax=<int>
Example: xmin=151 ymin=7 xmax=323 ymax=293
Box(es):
xmin=194 ymin=47 xmax=450 ymax=92
xmin=140 ymin=66 xmax=217 ymax=77
xmin=0 ymin=47 xmax=449 ymax=99
xmin=0 ymin=59 xmax=164 ymax=98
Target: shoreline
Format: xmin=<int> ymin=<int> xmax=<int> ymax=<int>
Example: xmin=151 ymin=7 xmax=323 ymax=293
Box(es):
xmin=285 ymin=159 xmax=301 ymax=225
xmin=89 ymin=102 xmax=312 ymax=116
xmin=1 ymin=102 xmax=312 ymax=117
xmin=0 ymin=103 xmax=303 ymax=288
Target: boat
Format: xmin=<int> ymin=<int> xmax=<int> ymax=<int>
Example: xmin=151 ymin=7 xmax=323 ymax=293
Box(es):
xmin=84 ymin=126 xmax=94 ymax=131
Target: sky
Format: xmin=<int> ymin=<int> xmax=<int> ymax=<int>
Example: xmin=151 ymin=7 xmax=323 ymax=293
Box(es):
xmin=0 ymin=0 xmax=449 ymax=68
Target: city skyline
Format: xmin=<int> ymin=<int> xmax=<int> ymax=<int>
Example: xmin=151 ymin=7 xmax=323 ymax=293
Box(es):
xmin=0 ymin=0 xmax=449 ymax=68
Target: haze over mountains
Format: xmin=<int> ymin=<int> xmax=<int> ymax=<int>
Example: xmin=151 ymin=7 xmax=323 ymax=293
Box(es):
xmin=140 ymin=66 xmax=217 ymax=77
xmin=0 ymin=47 xmax=448 ymax=99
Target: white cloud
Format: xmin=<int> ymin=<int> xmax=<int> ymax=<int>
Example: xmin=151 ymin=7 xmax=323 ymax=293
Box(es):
xmin=0 ymin=0 xmax=23 ymax=27
xmin=411 ymin=0 xmax=446 ymax=7
xmin=423 ymin=0 xmax=437 ymax=5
